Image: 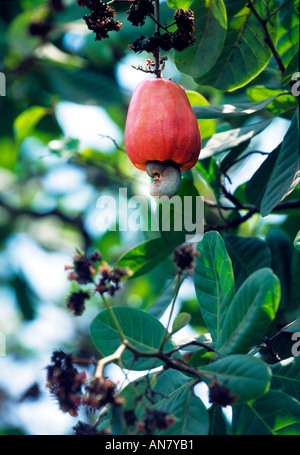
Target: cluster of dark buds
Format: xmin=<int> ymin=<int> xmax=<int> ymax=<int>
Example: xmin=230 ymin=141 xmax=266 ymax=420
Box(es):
xmin=28 ymin=0 xmax=65 ymax=37
xmin=77 ymin=0 xmax=122 ymax=41
xmin=66 ymin=250 xmax=102 ymax=284
xmin=46 ymin=350 xmax=86 ymax=416
xmin=73 ymin=421 xmax=109 ymax=435
xmin=208 ymin=379 xmax=237 ymax=407
xmin=136 ymin=409 xmax=176 ymax=434
xmin=66 ymin=290 xmax=90 ymax=316
xmin=127 ymin=0 xmax=155 ymax=27
xmin=82 ymin=377 xmax=123 ymax=409
xmin=96 ymin=263 xmax=133 ymax=296
xmin=173 ymin=244 xmax=200 ymax=272
xmin=129 ymin=8 xmax=196 ymax=54
xmin=65 ymin=250 xmax=131 ymax=315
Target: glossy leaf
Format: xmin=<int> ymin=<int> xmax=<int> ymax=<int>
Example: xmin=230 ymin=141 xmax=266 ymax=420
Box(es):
xmin=232 ymin=390 xmax=300 ymax=435
xmin=217 ymin=268 xmax=280 ymax=356
xmin=175 ymin=0 xmax=227 ymax=79
xmin=245 ymin=144 xmax=280 ymax=208
xmin=246 ymin=86 xmax=298 ymax=118
xmin=281 ymin=317 xmax=300 ymax=333
xmin=193 ymin=95 xmax=280 ymax=119
xmin=115 ymin=237 xmax=175 ymax=279
xmin=260 ymin=113 xmax=300 ymax=217
xmin=282 ymin=48 xmax=299 ymax=87
xmin=150 ymin=370 xmax=209 ymax=435
xmin=90 ymin=307 xmax=177 ymax=371
xmin=200 ymin=119 xmax=271 ymax=159
xmin=193 ymin=231 xmax=235 ymax=344
xmin=195 ymin=0 xmax=278 ymax=91
xmin=201 ymin=354 xmax=271 ymax=404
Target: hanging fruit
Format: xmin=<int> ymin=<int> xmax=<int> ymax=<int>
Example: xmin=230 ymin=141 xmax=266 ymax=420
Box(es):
xmin=124 ymin=78 xmax=201 ymax=199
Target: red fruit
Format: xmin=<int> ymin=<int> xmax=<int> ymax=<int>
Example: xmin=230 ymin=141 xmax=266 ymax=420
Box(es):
xmin=124 ymin=78 xmax=201 ymax=198
xmin=125 ymin=78 xmax=201 ymax=171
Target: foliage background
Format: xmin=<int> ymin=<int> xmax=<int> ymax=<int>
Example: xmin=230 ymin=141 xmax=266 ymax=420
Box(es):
xmin=0 ymin=0 xmax=299 ymax=435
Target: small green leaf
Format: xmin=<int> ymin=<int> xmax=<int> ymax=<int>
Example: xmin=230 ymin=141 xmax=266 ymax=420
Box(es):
xmin=217 ymin=268 xmax=281 ymax=356
xmin=90 ymin=307 xmax=177 ymax=371
xmin=260 ymin=113 xmax=300 ymax=217
xmin=193 ymin=231 xmax=235 ymax=344
xmin=201 ymin=354 xmax=271 ymax=404
xmin=13 ymin=106 xmax=49 ymax=146
xmin=171 ymin=312 xmax=191 ymax=335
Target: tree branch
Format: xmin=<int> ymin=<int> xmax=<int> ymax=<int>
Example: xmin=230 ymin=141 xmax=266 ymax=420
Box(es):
xmin=247 ymin=1 xmax=286 ymax=77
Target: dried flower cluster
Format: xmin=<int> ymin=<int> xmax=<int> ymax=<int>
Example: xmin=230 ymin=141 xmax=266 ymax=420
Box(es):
xmin=173 ymin=244 xmax=200 ymax=271
xmin=77 ymin=0 xmax=122 ymax=41
xmin=65 ymin=250 xmax=131 ymax=316
xmin=208 ymin=379 xmax=237 ymax=407
xmin=129 ymin=7 xmax=196 ymax=53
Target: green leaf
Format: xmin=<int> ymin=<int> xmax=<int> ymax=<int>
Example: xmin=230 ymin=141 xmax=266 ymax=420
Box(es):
xmin=245 ymin=144 xmax=280 ymax=208
xmin=150 ymin=370 xmax=209 ymax=435
xmin=13 ymin=106 xmax=49 ymax=146
xmin=260 ymin=112 xmax=300 ymax=217
xmin=115 ymin=237 xmax=175 ymax=279
xmin=201 ymin=354 xmax=271 ymax=404
xmin=186 ymin=90 xmax=216 ymax=139
xmin=217 ymin=268 xmax=281 ymax=356
xmin=293 ymin=230 xmax=300 ymax=251
xmin=246 ymin=86 xmax=298 ymax=118
xmin=209 ymin=406 xmax=228 ymax=435
xmin=193 ymin=95 xmax=280 ymax=119
xmin=200 ymin=119 xmax=272 ymax=159
xmin=224 ymin=235 xmax=271 ymax=291
xmin=270 ymin=0 xmax=299 ymax=69
xmin=232 ymin=390 xmax=300 ymax=435
xmin=195 ymin=0 xmax=278 ymax=91
xmin=271 ymin=357 xmax=300 ymax=402
xmin=167 ymin=0 xmax=191 ymax=9
xmin=266 ymin=228 xmax=293 ymax=309
xmin=90 ymin=307 xmax=177 ymax=371
xmin=193 ymin=231 xmax=235 ymax=344
xmin=175 ymin=0 xmax=227 ymax=79
xmin=171 ymin=312 xmax=191 ymax=334
xmin=147 ymin=278 xmax=178 ymax=319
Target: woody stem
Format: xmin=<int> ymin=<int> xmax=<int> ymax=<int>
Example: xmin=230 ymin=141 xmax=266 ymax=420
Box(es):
xmin=153 ymin=0 xmax=161 ymax=77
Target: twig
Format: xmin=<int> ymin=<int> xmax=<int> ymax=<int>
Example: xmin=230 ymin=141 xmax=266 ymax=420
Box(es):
xmin=247 ymin=1 xmax=286 ymax=76
xmin=93 ymin=344 xmax=126 ymax=382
